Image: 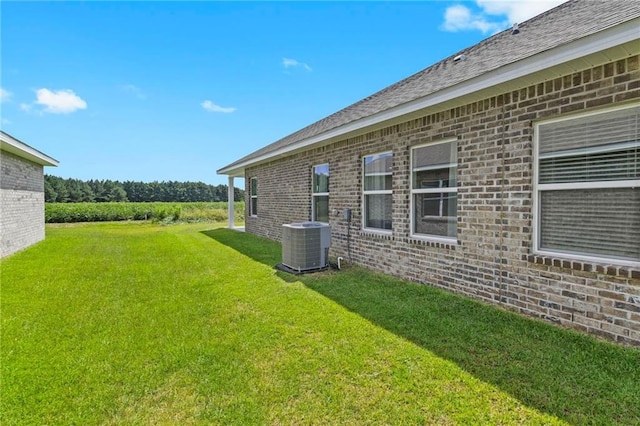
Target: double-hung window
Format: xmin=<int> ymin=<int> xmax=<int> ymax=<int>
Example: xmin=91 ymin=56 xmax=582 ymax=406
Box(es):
xmin=249 ymin=177 xmax=258 ymax=217
xmin=410 ymin=140 xmax=457 ymax=240
xmin=534 ymin=104 xmax=639 ymax=265
xmin=312 ymin=164 xmax=329 ymax=222
xmin=363 ymin=152 xmax=393 ymax=232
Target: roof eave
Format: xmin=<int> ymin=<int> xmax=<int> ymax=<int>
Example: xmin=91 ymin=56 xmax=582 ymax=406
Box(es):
xmin=217 ymin=16 xmax=640 ymax=177
xmin=0 ymin=131 xmax=59 ymax=167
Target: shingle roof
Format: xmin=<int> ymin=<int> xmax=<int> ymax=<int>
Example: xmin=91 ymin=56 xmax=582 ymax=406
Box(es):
xmin=218 ymin=0 xmax=640 ymax=174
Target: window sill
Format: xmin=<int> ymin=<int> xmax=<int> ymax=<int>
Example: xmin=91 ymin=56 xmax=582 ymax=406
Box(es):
xmin=420 ymin=216 xmax=456 ymax=222
xmin=360 ymin=229 xmax=393 ymax=240
xmin=525 ymin=254 xmax=640 ymax=279
xmin=409 ymin=235 xmax=457 ymax=250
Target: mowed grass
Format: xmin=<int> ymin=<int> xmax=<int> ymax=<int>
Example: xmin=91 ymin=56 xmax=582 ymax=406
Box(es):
xmin=1 ymin=223 xmax=638 ymax=425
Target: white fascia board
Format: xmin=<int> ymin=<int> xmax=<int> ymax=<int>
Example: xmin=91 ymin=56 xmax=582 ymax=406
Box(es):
xmin=217 ymin=18 xmax=640 ymax=177
xmin=219 ymin=168 xmax=246 ymax=178
xmin=0 ymin=132 xmax=59 ymax=166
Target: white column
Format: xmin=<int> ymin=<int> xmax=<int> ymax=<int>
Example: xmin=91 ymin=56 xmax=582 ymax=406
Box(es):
xmin=227 ymin=176 xmax=234 ymax=229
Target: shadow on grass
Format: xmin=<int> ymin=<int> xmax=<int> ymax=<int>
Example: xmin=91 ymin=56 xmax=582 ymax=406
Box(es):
xmin=202 ymin=228 xmax=281 ymax=265
xmin=202 ymin=228 xmax=640 ymax=424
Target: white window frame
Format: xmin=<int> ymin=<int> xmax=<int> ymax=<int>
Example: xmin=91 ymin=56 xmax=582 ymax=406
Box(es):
xmin=362 ymin=151 xmax=393 ymax=234
xmin=410 ymin=139 xmax=458 ymax=243
xmin=311 ymin=163 xmax=329 ymax=223
xmin=532 ymin=103 xmax=640 ymax=267
xmin=249 ymin=177 xmax=258 ymax=217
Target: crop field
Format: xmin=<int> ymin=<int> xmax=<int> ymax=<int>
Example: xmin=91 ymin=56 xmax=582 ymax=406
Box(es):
xmin=45 ymin=202 xmax=245 ymax=223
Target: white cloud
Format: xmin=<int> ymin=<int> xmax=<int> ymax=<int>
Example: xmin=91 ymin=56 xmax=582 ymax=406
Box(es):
xmin=20 ymin=103 xmax=32 ymax=112
xmin=34 ymin=88 xmax=87 ymax=114
xmin=477 ymin=0 xmax=565 ymax=25
xmin=1 ymin=117 xmax=11 ymax=125
xmin=201 ymin=100 xmax=236 ymax=113
xmin=283 ymin=57 xmax=312 ymax=72
xmin=442 ymin=0 xmax=565 ymax=33
xmin=0 ymin=88 xmax=12 ymax=103
xmin=121 ymin=84 xmax=146 ymax=100
xmin=442 ymin=4 xmax=504 ymax=33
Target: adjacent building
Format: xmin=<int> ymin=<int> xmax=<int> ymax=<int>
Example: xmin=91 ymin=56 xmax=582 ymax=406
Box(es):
xmin=1 ymin=131 xmax=59 ymax=257
xmin=218 ymin=0 xmax=640 ymax=345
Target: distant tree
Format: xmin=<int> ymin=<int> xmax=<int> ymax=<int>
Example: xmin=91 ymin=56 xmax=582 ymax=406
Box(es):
xmin=45 ymin=175 xmax=243 ymax=203
xmin=44 ymin=178 xmax=57 ymax=202
xmin=67 ymin=178 xmax=94 ymax=202
xmin=103 ymin=180 xmax=128 ymax=202
xmin=122 ymin=181 xmax=147 ymax=202
xmin=88 ymin=180 xmax=106 ymax=202
xmin=47 ymin=175 xmax=70 ymax=202
xmin=234 ymin=186 xmax=244 ymax=201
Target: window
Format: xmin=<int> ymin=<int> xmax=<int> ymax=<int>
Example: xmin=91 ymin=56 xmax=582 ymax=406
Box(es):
xmin=312 ymin=164 xmax=329 ymax=222
xmin=249 ymin=177 xmax=258 ymax=217
xmin=411 ymin=140 xmax=457 ymax=240
xmin=534 ymin=104 xmax=639 ymax=265
xmin=363 ymin=152 xmax=392 ymax=231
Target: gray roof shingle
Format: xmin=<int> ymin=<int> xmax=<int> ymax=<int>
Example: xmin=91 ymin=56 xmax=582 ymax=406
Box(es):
xmin=219 ymin=0 xmax=640 ymax=173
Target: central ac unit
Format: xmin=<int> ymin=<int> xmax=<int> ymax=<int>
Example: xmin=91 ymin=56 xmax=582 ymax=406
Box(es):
xmin=282 ymin=222 xmax=331 ymax=272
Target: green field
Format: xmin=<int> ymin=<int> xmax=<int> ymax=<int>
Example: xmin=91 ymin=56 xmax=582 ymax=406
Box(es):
xmin=45 ymin=201 xmax=245 ymax=223
xmin=2 ymin=222 xmax=638 ymax=425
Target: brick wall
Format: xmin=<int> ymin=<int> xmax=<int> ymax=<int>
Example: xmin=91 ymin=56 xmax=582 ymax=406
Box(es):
xmin=245 ymin=55 xmax=640 ymax=346
xmin=0 ymin=150 xmax=46 ymax=257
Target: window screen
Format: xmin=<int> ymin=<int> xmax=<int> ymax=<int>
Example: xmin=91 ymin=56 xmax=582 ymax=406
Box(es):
xmin=411 ymin=141 xmax=457 ymax=239
xmin=250 ymin=177 xmax=258 ymax=217
xmin=312 ymin=164 xmax=329 ymax=223
xmin=363 ymin=152 xmax=393 ymax=231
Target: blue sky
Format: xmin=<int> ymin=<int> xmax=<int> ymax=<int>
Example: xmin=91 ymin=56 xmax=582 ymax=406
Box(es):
xmin=1 ymin=1 xmax=563 ymax=186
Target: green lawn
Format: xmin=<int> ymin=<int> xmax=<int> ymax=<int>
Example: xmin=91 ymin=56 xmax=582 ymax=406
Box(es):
xmin=1 ymin=223 xmax=638 ymax=425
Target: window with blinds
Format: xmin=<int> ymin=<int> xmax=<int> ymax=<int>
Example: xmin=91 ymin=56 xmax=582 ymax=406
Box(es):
xmin=535 ymin=104 xmax=639 ymax=264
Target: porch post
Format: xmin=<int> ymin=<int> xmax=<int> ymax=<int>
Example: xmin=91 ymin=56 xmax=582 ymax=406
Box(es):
xmin=227 ymin=176 xmax=234 ymax=229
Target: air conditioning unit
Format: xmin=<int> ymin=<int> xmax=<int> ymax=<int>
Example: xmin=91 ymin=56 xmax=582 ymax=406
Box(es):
xmin=282 ymin=222 xmax=331 ymax=272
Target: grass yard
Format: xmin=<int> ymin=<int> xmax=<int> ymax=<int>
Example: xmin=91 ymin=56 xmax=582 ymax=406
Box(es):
xmin=1 ymin=223 xmax=638 ymax=425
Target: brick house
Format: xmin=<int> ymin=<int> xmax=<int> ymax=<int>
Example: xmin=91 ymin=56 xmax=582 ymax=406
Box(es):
xmin=218 ymin=0 xmax=640 ymax=345
xmin=1 ymin=131 xmax=59 ymax=257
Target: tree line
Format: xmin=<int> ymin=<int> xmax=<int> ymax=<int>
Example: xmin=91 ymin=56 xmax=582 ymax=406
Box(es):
xmin=45 ymin=175 xmax=244 ymax=203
